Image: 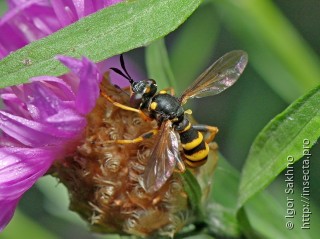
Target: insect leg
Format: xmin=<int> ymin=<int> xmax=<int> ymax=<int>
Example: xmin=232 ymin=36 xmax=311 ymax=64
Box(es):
xmin=192 ymin=125 xmax=218 ymax=144
xmin=174 ymin=161 xmax=186 ymax=173
xmin=106 ymin=129 xmax=158 ymax=144
xmin=100 ymin=91 xmax=152 ymax=121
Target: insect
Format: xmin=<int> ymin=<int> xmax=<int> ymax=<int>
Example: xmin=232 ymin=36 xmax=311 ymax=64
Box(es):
xmin=102 ymin=50 xmax=248 ymax=193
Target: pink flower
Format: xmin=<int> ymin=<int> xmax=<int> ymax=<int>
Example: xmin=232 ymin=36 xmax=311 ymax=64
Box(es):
xmin=0 ymin=0 xmax=122 ymax=59
xmin=0 ymin=0 xmax=145 ymax=233
xmin=0 ymin=55 xmax=102 ymax=231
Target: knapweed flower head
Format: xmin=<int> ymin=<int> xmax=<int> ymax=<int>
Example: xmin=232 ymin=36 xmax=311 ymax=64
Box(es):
xmin=0 ymin=0 xmax=122 ymax=59
xmin=0 ymin=55 xmax=102 ymax=231
xmin=50 ymin=70 xmax=220 ymax=237
xmin=51 ymin=76 xmax=192 ymax=237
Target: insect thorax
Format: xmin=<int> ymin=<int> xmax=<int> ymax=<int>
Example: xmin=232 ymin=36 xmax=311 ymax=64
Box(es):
xmin=148 ymin=93 xmax=184 ymax=122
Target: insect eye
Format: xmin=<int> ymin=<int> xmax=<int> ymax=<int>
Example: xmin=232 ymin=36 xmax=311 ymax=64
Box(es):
xmin=132 ymin=81 xmax=146 ymax=94
xmin=132 ymin=80 xmax=157 ymax=97
xmin=130 ymin=93 xmax=143 ymax=108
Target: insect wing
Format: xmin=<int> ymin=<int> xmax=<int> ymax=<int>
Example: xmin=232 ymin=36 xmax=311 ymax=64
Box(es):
xmin=179 ymin=50 xmax=248 ymax=104
xmin=140 ymin=121 xmax=182 ymax=193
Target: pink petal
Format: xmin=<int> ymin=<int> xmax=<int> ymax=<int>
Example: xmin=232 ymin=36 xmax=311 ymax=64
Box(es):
xmin=29 ymin=76 xmax=76 ymax=101
xmin=57 ymin=56 xmax=102 ymax=114
xmin=73 ymin=0 xmax=95 ymax=18
xmin=0 ymin=199 xmax=18 ymax=232
xmin=50 ymin=0 xmax=78 ymax=26
xmin=103 ymin=0 xmax=123 ymax=7
xmin=0 ymin=1 xmax=60 ymax=55
xmin=0 ymin=147 xmax=58 ymax=230
xmin=0 ymin=109 xmax=85 ymax=147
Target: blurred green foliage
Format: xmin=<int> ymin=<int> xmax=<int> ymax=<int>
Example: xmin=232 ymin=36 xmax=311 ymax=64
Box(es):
xmin=1 ymin=0 xmax=320 ymax=238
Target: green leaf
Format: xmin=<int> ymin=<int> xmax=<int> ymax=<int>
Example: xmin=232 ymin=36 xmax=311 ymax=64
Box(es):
xmin=205 ymin=202 xmax=240 ymax=238
xmin=145 ymin=38 xmax=176 ymax=89
xmin=210 ymin=155 xmax=317 ymax=239
xmin=236 ymin=208 xmax=263 ymax=239
xmin=211 ymin=0 xmax=320 ymax=102
xmin=238 ymin=84 xmax=320 ymax=208
xmin=180 ymin=169 xmax=203 ymax=217
xmin=207 ymin=155 xmax=243 ymax=238
xmin=207 ymin=154 xmax=260 ymax=238
xmin=0 ymin=0 xmax=201 ymax=88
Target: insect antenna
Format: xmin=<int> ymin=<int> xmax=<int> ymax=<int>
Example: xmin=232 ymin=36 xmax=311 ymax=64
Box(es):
xmin=114 ymin=84 xmax=130 ymax=96
xmin=119 ymin=54 xmax=133 ymax=81
xmin=110 ymin=54 xmax=134 ymax=84
xmin=110 ymin=67 xmax=131 ymax=81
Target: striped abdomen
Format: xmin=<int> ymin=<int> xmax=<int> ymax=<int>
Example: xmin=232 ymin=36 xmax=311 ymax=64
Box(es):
xmin=177 ymin=121 xmax=209 ymax=168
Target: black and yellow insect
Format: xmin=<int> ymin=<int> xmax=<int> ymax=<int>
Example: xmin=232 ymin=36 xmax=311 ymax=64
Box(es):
xmin=102 ymin=50 xmax=248 ymax=193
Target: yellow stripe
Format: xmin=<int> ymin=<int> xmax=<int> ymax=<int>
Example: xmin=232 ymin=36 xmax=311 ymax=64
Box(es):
xmin=185 ymin=158 xmax=207 ymax=168
xmin=178 ymin=122 xmax=191 ymax=133
xmin=181 ymin=132 xmax=203 ymax=150
xmin=159 ymin=90 xmax=167 ymax=94
xmin=184 ymin=143 xmax=209 ymax=161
